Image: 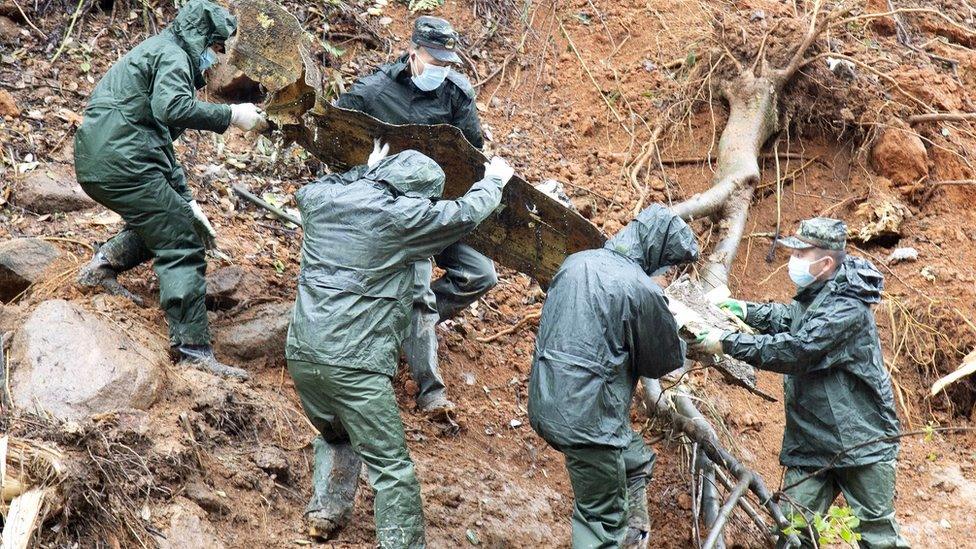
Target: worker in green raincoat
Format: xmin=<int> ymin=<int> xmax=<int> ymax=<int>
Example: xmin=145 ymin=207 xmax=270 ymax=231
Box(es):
xmin=528 ymin=204 xmax=700 ymax=549
xmin=286 ymin=147 xmax=514 ymax=548
xmin=335 ymin=16 xmax=491 ymax=416
xmin=73 ymin=0 xmax=267 ymax=379
xmin=692 ymin=217 xmax=908 ymax=549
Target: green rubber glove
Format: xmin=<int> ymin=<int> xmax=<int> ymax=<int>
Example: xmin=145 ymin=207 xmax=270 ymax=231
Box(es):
xmin=690 ymin=330 xmax=725 ymax=356
xmin=717 ymin=298 xmax=747 ymax=321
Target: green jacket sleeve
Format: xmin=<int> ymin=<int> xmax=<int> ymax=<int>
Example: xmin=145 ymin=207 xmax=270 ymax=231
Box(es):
xmin=151 ymin=54 xmax=232 ymax=132
xmin=631 ymin=292 xmax=686 ymax=378
xmin=453 ymin=93 xmax=484 ymax=150
xmin=394 ymin=175 xmax=503 ymax=262
xmin=744 ymin=301 xmax=795 ymax=335
xmin=722 ymin=297 xmax=862 ymax=375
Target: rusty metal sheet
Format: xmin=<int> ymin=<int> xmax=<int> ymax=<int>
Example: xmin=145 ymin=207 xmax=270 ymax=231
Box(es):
xmin=228 ymin=0 xmax=606 ymax=286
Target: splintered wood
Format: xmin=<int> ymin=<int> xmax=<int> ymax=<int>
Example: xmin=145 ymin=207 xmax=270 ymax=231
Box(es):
xmin=1 ymin=436 xmax=66 ymax=549
xmin=665 ymin=276 xmax=775 ymax=402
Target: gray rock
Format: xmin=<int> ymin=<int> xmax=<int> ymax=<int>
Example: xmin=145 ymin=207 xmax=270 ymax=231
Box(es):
xmin=9 ymin=300 xmax=165 ymax=420
xmin=215 ymin=301 xmax=292 ymax=361
xmin=205 ymin=265 xmax=262 ymax=310
xmin=252 ymin=445 xmax=290 ymax=481
xmin=184 ymin=481 xmax=230 ymax=515
xmin=0 ymin=238 xmax=61 ymax=302
xmin=13 ymin=166 xmax=96 ymax=214
xmin=157 ymin=500 xmax=226 ymax=549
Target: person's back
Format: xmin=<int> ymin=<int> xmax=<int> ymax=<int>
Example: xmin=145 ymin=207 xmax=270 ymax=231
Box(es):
xmin=528 ymin=204 xmax=698 ymax=548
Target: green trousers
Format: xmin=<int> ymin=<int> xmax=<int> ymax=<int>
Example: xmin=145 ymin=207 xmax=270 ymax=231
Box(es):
xmin=80 ymin=179 xmax=209 ymax=346
xmin=287 ymin=360 xmax=426 ymax=549
xmin=780 ymin=461 xmax=909 ymax=549
xmin=562 ymin=432 xmax=655 ymax=549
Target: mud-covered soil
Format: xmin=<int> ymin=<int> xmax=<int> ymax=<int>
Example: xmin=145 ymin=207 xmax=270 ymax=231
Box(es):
xmin=3 ymin=0 xmax=976 ymax=547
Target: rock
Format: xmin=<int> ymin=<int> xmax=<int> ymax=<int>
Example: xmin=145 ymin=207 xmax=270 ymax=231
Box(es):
xmin=215 ymin=301 xmax=292 ymax=361
xmin=0 ymin=238 xmax=61 ymax=302
xmin=0 ymin=15 xmax=19 ymax=43
xmin=13 ymin=165 xmax=96 ymax=214
xmin=9 ymin=300 xmax=165 ymax=420
xmin=0 ymin=302 xmax=23 ymax=333
xmin=252 ymin=445 xmax=290 ymax=481
xmin=0 ymin=88 xmax=19 ymax=118
xmin=870 ymin=123 xmax=928 ymax=186
xmin=184 ymin=481 xmax=230 ymax=515
xmin=205 ymin=265 xmax=262 ymax=310
xmin=157 ymin=500 xmax=226 ymax=549
xmin=887 ymin=247 xmax=919 ymax=265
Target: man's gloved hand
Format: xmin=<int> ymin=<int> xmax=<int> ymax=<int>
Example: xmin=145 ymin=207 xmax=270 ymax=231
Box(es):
xmin=230 ymin=103 xmax=269 ymax=132
xmin=367 ymin=138 xmax=390 ymax=167
xmin=188 ymin=200 xmax=217 ymax=249
xmin=484 ymin=156 xmax=515 ymax=187
xmin=717 ymin=298 xmax=747 ymax=321
xmin=690 ymin=330 xmax=726 ymax=356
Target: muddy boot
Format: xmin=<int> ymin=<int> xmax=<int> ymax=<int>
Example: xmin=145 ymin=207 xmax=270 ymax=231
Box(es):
xmin=175 ymin=344 xmax=249 ymax=380
xmin=306 ymin=437 xmax=361 ymax=540
xmin=77 ymin=252 xmax=145 ymax=306
xmin=417 ymin=393 xmax=456 ymax=420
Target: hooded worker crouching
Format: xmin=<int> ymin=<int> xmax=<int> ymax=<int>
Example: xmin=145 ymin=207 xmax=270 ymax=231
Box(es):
xmin=73 ymin=0 xmax=267 ymax=379
xmin=285 ymin=148 xmax=514 ymax=548
xmin=528 ymin=204 xmax=700 ymax=548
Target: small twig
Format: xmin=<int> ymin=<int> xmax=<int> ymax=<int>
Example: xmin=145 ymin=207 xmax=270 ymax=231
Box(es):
xmin=908 ymin=113 xmax=976 ymax=124
xmin=10 ymin=0 xmax=47 ymax=39
xmin=477 ymin=310 xmax=541 ymax=343
xmin=557 ymin=19 xmax=625 ymax=125
xmin=232 ymin=185 xmax=302 ymax=227
xmin=51 ymin=0 xmax=86 ymax=62
xmin=931 ymin=179 xmax=976 ymax=186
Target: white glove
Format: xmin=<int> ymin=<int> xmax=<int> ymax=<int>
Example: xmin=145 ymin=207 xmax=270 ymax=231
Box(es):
xmin=484 ymin=156 xmax=515 ymax=187
xmin=367 ymin=138 xmax=390 ymax=167
xmin=189 ymin=200 xmax=217 ymax=249
xmin=229 ymin=103 xmax=268 ymax=132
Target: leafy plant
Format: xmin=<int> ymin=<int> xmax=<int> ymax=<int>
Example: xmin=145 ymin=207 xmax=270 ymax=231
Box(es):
xmin=408 ymin=0 xmax=443 ymax=13
xmin=782 ymin=505 xmax=862 ymax=547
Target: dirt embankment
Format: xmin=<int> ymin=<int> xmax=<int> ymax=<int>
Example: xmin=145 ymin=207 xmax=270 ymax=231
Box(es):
xmin=2 ymin=0 xmax=976 ymax=547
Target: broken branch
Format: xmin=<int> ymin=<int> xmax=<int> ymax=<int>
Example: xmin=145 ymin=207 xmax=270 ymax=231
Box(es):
xmin=232 ymin=185 xmax=302 ymax=227
xmin=702 ymin=472 xmax=753 ymax=549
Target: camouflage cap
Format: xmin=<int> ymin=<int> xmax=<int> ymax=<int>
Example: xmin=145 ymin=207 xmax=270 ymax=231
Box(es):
xmin=412 ymin=16 xmax=462 ymax=64
xmin=778 ymin=217 xmax=848 ymax=251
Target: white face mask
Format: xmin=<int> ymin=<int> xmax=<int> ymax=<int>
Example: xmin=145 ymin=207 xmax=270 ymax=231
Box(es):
xmin=410 ymin=54 xmax=450 ymax=91
xmin=788 ymin=255 xmax=828 ymax=287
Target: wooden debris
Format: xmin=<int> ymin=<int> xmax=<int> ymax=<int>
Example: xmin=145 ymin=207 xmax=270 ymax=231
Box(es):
xmin=931 ymin=349 xmax=976 ymax=396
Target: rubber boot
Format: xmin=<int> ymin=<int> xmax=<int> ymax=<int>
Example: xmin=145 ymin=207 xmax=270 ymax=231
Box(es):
xmin=306 ymin=436 xmax=362 ymax=539
xmin=77 ymin=251 xmax=145 ymax=306
xmin=175 ymin=344 xmax=249 ymax=380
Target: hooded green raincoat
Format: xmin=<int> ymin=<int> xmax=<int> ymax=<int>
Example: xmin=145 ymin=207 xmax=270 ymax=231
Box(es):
xmin=722 ymin=256 xmax=900 ymax=468
xmin=528 ymin=204 xmax=700 ymax=449
xmin=285 ymin=150 xmax=504 ymax=373
xmin=72 ymin=0 xmax=235 ymax=346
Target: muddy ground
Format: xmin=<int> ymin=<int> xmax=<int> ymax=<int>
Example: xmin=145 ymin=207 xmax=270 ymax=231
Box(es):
xmin=3 ymin=0 xmax=976 ymax=547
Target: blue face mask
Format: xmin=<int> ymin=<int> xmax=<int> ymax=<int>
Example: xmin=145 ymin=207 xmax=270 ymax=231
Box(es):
xmin=788 ymin=255 xmax=827 ymax=287
xmin=411 ymin=62 xmax=450 ymax=92
xmin=199 ymin=48 xmax=218 ymax=72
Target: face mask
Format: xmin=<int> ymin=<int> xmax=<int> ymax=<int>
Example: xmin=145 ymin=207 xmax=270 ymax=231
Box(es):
xmin=788 ymin=255 xmax=827 ymax=287
xmin=411 ymin=59 xmax=450 ymax=92
xmin=199 ymin=48 xmax=218 ymax=72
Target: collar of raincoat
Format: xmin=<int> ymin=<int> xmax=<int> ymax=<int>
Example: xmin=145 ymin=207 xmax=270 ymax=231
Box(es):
xmin=605 ymin=204 xmax=700 ymax=276
xmin=167 ymin=0 xmax=237 ymax=87
xmin=798 ymin=254 xmax=884 ymax=305
xmin=363 ymin=149 xmax=446 ymax=199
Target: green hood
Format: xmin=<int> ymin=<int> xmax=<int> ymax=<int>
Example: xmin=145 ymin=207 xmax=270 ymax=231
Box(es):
xmin=364 ymin=150 xmax=446 ymax=198
xmin=605 ymin=204 xmax=700 ymax=275
xmin=168 ymin=0 xmax=237 ymax=80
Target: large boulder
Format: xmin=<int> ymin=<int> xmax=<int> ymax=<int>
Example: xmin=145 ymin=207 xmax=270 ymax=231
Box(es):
xmin=215 ymin=301 xmax=292 ymax=361
xmin=9 ymin=300 xmax=165 ymax=420
xmin=156 ymin=500 xmax=226 ymax=549
xmin=0 ymin=238 xmax=61 ymax=302
xmin=13 ymin=165 xmax=96 ymax=214
xmin=870 ymin=123 xmax=929 ymax=186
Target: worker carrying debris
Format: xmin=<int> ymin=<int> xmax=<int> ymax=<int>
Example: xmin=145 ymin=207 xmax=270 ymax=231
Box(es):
xmin=691 ymin=217 xmax=908 ymax=548
xmin=528 ymin=204 xmax=700 ymax=549
xmin=73 ymin=0 xmax=267 ymax=380
xmin=285 ymin=146 xmax=514 ymax=547
xmin=334 ymin=16 xmax=492 ymax=417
